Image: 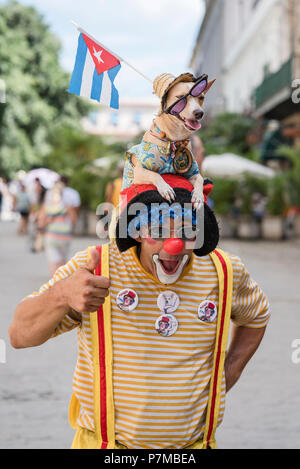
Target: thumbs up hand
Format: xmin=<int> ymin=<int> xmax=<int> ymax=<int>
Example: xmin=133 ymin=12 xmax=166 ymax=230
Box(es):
xmin=84 ymin=247 xmax=101 ymax=274
xmin=63 ymin=248 xmax=110 ymax=314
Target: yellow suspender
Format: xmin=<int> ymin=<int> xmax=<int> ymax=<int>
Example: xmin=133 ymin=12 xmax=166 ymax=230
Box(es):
xmin=75 ymin=245 xmax=232 ymax=449
xmin=203 ymin=248 xmax=233 ymax=448
xmin=89 ymin=244 xmax=115 ymax=449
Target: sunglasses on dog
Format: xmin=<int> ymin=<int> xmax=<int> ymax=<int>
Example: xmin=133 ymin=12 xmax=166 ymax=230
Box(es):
xmin=165 ymin=75 xmax=208 ymax=116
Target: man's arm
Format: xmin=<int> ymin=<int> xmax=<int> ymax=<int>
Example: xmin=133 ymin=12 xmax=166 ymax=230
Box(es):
xmin=224 ymin=324 xmax=266 ymax=392
xmin=8 ymin=249 xmax=109 ymax=349
xmin=225 ymin=254 xmax=271 ymax=392
xmin=9 ymin=281 xmax=73 ymax=349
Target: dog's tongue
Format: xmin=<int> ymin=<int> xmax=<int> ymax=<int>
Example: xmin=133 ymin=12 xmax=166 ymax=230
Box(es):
xmin=186 ymin=119 xmax=202 ymax=131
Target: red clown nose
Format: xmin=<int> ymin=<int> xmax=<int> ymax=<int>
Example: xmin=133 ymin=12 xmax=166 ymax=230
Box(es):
xmin=163 ymin=238 xmax=184 ymax=256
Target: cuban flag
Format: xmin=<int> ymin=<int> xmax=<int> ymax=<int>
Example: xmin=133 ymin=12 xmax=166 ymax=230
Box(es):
xmin=68 ymin=32 xmax=121 ymax=109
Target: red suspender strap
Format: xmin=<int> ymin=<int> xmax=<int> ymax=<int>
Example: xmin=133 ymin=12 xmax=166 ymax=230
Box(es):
xmin=95 ymin=245 xmax=108 ymax=449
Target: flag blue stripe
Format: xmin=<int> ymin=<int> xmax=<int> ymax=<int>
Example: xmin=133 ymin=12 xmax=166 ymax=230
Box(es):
xmin=91 ymin=67 xmax=103 ymax=102
xmin=108 ymin=64 xmax=121 ymax=109
xmin=68 ymin=34 xmax=88 ymax=95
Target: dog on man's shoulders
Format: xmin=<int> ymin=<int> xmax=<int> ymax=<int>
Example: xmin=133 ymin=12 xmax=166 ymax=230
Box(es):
xmin=122 ymin=72 xmax=216 ymax=210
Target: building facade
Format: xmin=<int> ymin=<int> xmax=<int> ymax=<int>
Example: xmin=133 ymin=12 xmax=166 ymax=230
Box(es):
xmin=191 ymin=0 xmax=299 ymax=118
xmin=190 ymin=0 xmax=226 ymax=117
xmin=82 ymin=97 xmax=160 ymax=140
xmin=190 ymin=0 xmax=300 ymax=161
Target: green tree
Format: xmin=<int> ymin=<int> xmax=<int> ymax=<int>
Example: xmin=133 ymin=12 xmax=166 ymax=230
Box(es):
xmin=199 ymin=112 xmax=258 ymax=159
xmin=0 ymin=0 xmax=90 ymax=177
xmin=277 ymin=145 xmax=300 ymax=207
xmin=44 ymin=126 xmax=127 ymax=209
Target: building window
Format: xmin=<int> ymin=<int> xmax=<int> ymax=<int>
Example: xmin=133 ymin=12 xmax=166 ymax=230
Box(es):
xmin=133 ymin=111 xmax=141 ymax=127
xmin=88 ymin=111 xmax=98 ymax=125
xmin=110 ymin=112 xmax=118 ymax=126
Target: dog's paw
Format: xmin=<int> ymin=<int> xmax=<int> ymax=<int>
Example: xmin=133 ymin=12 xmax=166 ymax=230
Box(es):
xmin=191 ymin=188 xmax=204 ymax=211
xmin=156 ymin=179 xmax=176 ymax=202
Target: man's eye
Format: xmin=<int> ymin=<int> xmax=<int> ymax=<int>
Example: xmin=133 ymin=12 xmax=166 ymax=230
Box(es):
xmin=178 ymin=227 xmax=197 ymax=240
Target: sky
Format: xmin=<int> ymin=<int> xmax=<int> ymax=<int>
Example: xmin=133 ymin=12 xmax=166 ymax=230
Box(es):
xmin=1 ymin=0 xmax=205 ymax=98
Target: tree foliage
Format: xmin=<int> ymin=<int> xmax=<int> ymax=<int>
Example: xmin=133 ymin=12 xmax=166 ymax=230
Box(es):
xmin=44 ymin=126 xmax=127 ymax=209
xmin=277 ymin=145 xmax=300 ymax=207
xmin=0 ymin=0 xmax=90 ymax=177
xmin=199 ymin=112 xmax=258 ymax=159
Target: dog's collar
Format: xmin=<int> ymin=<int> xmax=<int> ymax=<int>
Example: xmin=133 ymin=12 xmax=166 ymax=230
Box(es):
xmin=150 ymin=123 xmax=190 ymax=147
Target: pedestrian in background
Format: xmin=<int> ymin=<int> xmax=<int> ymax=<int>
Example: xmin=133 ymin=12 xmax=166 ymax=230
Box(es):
xmin=0 ymin=177 xmax=5 ymax=217
xmin=191 ymin=134 xmax=205 ymax=173
xmin=13 ymin=182 xmax=30 ymax=235
xmin=97 ymin=161 xmax=124 ymax=241
xmin=38 ymin=176 xmax=81 ymax=276
xmin=28 ymin=178 xmax=47 ymax=253
xmin=105 ymin=161 xmax=124 ymax=208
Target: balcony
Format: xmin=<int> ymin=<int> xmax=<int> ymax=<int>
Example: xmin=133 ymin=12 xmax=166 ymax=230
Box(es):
xmin=254 ymin=57 xmax=294 ymax=119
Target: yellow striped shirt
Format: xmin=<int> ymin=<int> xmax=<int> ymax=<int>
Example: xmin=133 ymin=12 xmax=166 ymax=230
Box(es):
xmin=25 ymin=242 xmax=270 ymax=449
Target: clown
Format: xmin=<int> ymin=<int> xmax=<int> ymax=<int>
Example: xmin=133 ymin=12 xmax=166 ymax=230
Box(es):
xmin=11 ymin=173 xmax=271 ymax=450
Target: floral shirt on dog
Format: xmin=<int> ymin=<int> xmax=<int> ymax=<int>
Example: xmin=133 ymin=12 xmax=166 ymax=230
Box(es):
xmin=122 ymin=140 xmax=200 ymax=190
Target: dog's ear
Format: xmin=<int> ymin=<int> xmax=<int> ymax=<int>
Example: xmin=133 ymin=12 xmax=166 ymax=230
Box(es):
xmin=203 ymin=78 xmax=216 ymax=95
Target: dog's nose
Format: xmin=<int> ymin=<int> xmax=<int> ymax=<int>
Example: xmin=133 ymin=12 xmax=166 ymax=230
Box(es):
xmin=194 ymin=110 xmax=204 ymax=120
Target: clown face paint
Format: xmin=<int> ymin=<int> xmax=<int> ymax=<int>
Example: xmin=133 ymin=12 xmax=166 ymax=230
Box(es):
xmin=153 ymin=254 xmax=189 ymax=285
xmin=138 ymin=218 xmax=195 ymax=285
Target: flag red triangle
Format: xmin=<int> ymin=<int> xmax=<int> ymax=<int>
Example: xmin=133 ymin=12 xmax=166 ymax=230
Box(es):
xmin=82 ymin=33 xmax=120 ymax=75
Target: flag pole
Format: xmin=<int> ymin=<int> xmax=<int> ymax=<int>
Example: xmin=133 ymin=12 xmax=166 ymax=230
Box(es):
xmin=71 ymin=21 xmax=153 ymax=84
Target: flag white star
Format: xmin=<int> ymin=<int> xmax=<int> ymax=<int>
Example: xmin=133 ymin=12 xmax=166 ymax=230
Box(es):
xmin=93 ymin=47 xmax=104 ymax=64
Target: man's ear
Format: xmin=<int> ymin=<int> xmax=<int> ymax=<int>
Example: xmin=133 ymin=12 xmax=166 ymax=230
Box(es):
xmin=204 ymin=78 xmax=216 ymax=95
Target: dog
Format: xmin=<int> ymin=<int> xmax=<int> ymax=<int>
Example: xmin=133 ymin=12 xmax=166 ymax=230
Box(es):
xmin=122 ymin=73 xmax=216 ymax=210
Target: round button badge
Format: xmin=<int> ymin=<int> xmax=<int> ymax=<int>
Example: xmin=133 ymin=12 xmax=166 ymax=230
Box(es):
xmin=198 ymin=300 xmax=218 ymax=323
xmin=155 ymin=314 xmax=178 ymax=337
xmin=157 ymin=291 xmax=180 ymax=315
xmin=116 ymin=289 xmax=139 ymax=312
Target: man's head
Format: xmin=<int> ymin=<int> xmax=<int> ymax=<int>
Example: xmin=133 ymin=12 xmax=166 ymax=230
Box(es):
xmin=60 ymin=175 xmax=69 ymax=187
xmin=115 ymin=175 xmax=219 ymax=285
xmin=137 ymin=216 xmax=197 ymax=285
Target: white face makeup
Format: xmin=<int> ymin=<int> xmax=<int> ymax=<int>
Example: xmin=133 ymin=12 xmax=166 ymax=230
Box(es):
xmin=152 ymin=254 xmax=189 ymax=285
xmin=137 ymin=215 xmax=198 ymax=285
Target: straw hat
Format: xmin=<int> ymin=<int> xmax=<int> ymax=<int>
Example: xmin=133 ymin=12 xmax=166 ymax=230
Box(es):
xmin=153 ymin=72 xmax=196 ymax=102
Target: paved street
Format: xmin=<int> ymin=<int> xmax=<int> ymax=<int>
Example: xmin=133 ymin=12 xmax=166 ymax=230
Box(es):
xmin=0 ymin=220 xmax=300 ymax=449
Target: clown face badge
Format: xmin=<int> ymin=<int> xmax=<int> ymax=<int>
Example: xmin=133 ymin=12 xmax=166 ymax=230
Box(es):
xmin=155 ymin=314 xmax=178 ymax=337
xmin=198 ymin=300 xmax=217 ymax=323
xmin=117 ymin=288 xmax=139 ymax=312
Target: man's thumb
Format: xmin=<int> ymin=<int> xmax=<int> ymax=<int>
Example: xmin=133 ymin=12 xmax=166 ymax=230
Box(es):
xmin=85 ymin=248 xmax=100 ymax=273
